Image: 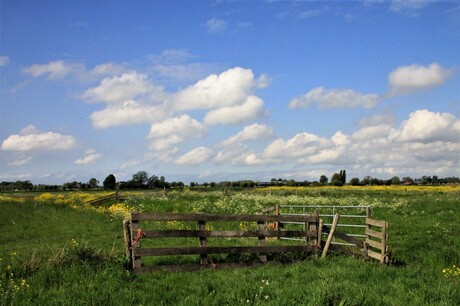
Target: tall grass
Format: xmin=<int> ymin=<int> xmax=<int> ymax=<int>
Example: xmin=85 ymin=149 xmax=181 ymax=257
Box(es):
xmin=1 ymin=189 xmax=459 ymax=305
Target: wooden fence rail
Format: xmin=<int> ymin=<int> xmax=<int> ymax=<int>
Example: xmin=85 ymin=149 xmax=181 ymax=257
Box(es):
xmin=85 ymin=192 xmax=120 ymax=207
xmin=124 ymin=211 xmax=319 ymax=273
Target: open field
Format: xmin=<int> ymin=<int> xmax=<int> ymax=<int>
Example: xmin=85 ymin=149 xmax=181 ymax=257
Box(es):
xmin=1 ymin=186 xmax=459 ymax=305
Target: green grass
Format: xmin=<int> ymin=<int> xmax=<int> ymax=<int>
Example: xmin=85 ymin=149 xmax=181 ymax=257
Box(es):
xmin=1 ymin=190 xmax=459 ymax=305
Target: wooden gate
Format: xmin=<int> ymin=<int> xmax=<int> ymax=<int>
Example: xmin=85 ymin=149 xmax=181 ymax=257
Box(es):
xmin=123 ymin=211 xmax=319 ymax=273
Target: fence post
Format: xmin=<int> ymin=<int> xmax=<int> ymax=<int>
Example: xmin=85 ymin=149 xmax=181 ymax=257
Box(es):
xmin=130 ymin=212 xmax=141 ymax=270
xmin=380 ymin=221 xmax=388 ymax=264
xmin=198 ymin=220 xmax=208 ymax=265
xmin=308 ymin=211 xmax=319 ymax=257
xmin=318 ymin=219 xmax=323 ymax=250
xmin=257 ymin=214 xmax=267 ymax=263
xmin=322 ymin=213 xmax=340 ymax=258
xmin=122 ymin=219 xmax=132 ymax=266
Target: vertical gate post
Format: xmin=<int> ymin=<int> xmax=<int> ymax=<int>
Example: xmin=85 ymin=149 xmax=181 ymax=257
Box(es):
xmin=308 ymin=210 xmax=319 ymax=257
xmin=198 ymin=220 xmax=208 ymax=265
xmin=257 ymin=215 xmax=267 ymax=263
xmin=130 ymin=212 xmax=141 ymax=270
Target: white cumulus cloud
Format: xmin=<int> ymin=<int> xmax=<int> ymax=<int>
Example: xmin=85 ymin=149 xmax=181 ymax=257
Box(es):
xmin=170 ymin=67 xmax=261 ymax=111
xmin=388 ymin=63 xmax=452 ymax=96
xmin=82 ymin=71 xmax=161 ymax=104
xmin=175 ymin=146 xmax=214 ymax=165
xmin=288 ymin=86 xmax=379 ymax=109
xmin=1 ymin=125 xmax=77 ymax=151
xmin=220 ymin=123 xmax=274 ymax=147
xmin=90 ymin=101 xmax=165 ymax=128
xmin=148 ymin=115 xmax=207 ymax=150
xmin=392 ymin=109 xmax=460 ymax=142
xmin=204 ymin=96 xmax=265 ymax=125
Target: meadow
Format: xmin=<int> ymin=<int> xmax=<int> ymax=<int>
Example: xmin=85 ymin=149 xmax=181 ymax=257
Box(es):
xmin=0 ymin=186 xmax=459 ymax=305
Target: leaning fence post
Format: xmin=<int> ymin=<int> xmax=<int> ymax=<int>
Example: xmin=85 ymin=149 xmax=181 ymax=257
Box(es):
xmin=322 ymin=213 xmax=340 ymax=258
xmin=257 ymin=213 xmax=267 ymax=263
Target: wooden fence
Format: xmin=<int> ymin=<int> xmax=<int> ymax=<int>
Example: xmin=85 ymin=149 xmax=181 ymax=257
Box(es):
xmin=364 ymin=217 xmax=388 ymax=264
xmin=85 ymin=192 xmax=120 ymax=207
xmin=261 ymin=205 xmax=388 ymax=263
xmin=123 ymin=211 xmax=320 ymax=273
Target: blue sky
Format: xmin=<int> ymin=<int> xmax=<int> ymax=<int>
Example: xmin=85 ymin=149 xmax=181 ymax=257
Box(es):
xmin=1 ymin=0 xmax=459 ymax=184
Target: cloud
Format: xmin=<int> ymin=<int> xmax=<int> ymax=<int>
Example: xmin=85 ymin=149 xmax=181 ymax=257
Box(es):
xmin=220 ymin=123 xmax=274 ymax=147
xmin=264 ymin=132 xmax=326 ymax=159
xmin=148 ymin=114 xmax=207 ymax=150
xmin=214 ymin=143 xmax=268 ymax=166
xmin=90 ymin=101 xmax=165 ymax=128
xmin=0 ymin=55 xmax=10 ymax=67
xmin=1 ymin=125 xmax=77 ymax=151
xmin=8 ymin=156 xmax=33 ymax=166
xmin=204 ymin=96 xmax=265 ymax=125
xmin=74 ymin=149 xmax=102 ymax=165
xmin=205 ymin=18 xmax=227 ymax=33
xmin=170 ymin=67 xmax=260 ymax=111
xmin=391 ymin=109 xmax=460 ymax=143
xmin=90 ymin=63 xmax=126 ymax=76
xmin=175 ymin=146 xmax=214 ymax=165
xmin=388 ymin=63 xmax=452 ymax=96
xmin=288 ymin=87 xmax=379 ymax=109
xmin=23 ymin=60 xmax=84 ymax=79
xmin=82 ymin=71 xmax=162 ymax=104
xmin=390 ymin=0 xmax=430 ymax=16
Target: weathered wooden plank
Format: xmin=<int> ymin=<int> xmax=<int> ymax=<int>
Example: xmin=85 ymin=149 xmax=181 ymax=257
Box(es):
xmin=139 ymin=229 xmax=316 ymax=238
xmin=365 ymin=238 xmax=384 ymax=250
xmin=365 ymin=228 xmax=384 ymax=239
xmin=366 ymin=218 xmax=387 ymax=228
xmin=130 ymin=212 xmax=316 ymax=223
xmin=134 ymin=245 xmax=317 ymax=257
xmin=367 ymin=249 xmax=383 ymax=261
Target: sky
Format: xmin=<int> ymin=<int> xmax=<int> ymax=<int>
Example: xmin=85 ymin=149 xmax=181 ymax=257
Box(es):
xmin=1 ymin=0 xmax=459 ymax=185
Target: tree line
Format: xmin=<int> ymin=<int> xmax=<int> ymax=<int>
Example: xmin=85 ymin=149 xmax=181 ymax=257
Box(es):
xmin=1 ymin=170 xmax=459 ymax=192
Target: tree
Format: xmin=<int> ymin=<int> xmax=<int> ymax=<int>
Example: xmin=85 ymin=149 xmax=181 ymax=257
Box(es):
xmin=319 ymin=175 xmax=328 ymax=185
xmin=88 ymin=178 xmax=99 ymax=189
xmin=103 ymin=174 xmax=116 ymax=190
xmin=390 ymin=176 xmax=401 ymax=185
xmin=331 ymin=173 xmax=343 ymax=186
xmin=132 ymin=171 xmax=148 ymax=186
xmin=350 ymin=177 xmax=360 ymax=186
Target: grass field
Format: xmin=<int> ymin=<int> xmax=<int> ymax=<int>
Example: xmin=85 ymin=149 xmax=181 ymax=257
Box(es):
xmin=1 ymin=187 xmax=459 ymax=305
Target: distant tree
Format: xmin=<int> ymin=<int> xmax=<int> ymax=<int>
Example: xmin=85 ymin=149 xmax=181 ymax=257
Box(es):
xmin=319 ymin=175 xmax=328 ymax=185
xmin=349 ymin=177 xmax=360 ymax=186
xmin=331 ymin=173 xmax=344 ymax=186
xmin=361 ymin=176 xmax=372 ymax=185
xmin=103 ymin=174 xmax=116 ymax=190
xmin=132 ymin=171 xmax=148 ymax=186
xmin=88 ymin=178 xmax=99 ymax=189
xmin=390 ymin=176 xmax=401 ymax=185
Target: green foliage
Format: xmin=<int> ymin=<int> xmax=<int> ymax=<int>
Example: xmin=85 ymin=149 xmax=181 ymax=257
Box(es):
xmin=103 ymin=174 xmax=116 ymax=190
